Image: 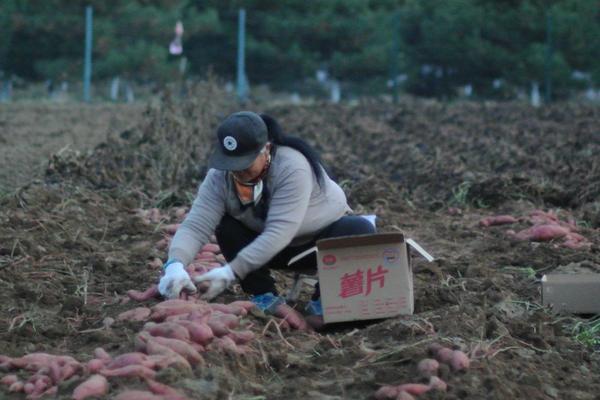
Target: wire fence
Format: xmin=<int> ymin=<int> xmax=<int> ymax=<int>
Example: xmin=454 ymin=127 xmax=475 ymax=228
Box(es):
xmin=1 ymin=2 xmax=599 ymax=105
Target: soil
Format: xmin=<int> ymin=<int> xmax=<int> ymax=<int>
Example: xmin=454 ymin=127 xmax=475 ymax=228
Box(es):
xmin=0 ymin=91 xmax=599 ymax=399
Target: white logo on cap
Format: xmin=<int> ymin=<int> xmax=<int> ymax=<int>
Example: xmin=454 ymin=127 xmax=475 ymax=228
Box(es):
xmin=223 ymin=136 xmax=237 ymax=151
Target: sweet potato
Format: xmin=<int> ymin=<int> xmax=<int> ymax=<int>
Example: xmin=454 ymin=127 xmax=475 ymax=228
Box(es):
xmin=513 ymin=224 xmax=569 ymax=242
xmin=450 ymin=350 xmax=470 ymax=371
xmin=374 ymin=385 xmax=398 ymax=399
xmin=86 ymin=359 xmax=106 ymax=374
xmin=207 ymin=336 xmax=242 ymax=354
xmin=397 ymin=383 xmax=430 ymax=396
xmin=273 ymin=304 xmax=309 ymax=331
xmin=100 ymin=364 xmax=156 ymax=380
xmin=114 ymin=390 xmax=163 ymax=400
xmin=93 ymin=348 xmax=111 ymax=362
xmin=396 ymin=391 xmax=416 ymax=400
xmin=228 ymin=300 xmax=257 ymax=312
xmin=147 ymin=353 xmax=191 ymax=373
xmin=208 ymin=303 xmax=246 ymax=316
xmin=127 ymin=285 xmax=160 ymax=302
xmin=155 ymin=237 xmax=170 ymax=251
xmin=8 ymin=380 xmax=24 ymax=392
xmin=145 ymin=379 xmax=189 ymax=400
xmin=143 ymin=322 xmax=191 ymax=341
xmin=227 ymin=330 xmax=255 ymax=345
xmin=143 ymin=340 xmax=192 ymax=372
xmin=118 ymin=307 xmax=152 ymax=321
xmin=0 ymin=374 xmax=18 ymax=386
xmin=208 ymin=311 xmax=240 ymax=328
xmin=162 ymin=224 xmax=181 ymax=235
xmin=138 ymin=332 xmax=203 ymax=366
xmin=175 ymin=320 xmax=214 ymax=346
xmin=417 ymin=358 xmax=439 ymax=377
xmin=195 ymin=251 xmax=218 ymax=262
xmin=72 ymin=374 xmax=109 ymax=400
xmin=150 ymin=300 xmax=211 ymax=321
xmin=434 ymin=347 xmax=454 ymax=364
xmin=479 ymin=215 xmax=518 ymax=227
xmin=200 ymin=243 xmax=221 ymax=254
xmin=428 ymin=376 xmax=448 ymax=391
xmin=205 ymin=319 xmax=230 ymax=337
xmin=106 ymin=353 xmax=153 ymax=370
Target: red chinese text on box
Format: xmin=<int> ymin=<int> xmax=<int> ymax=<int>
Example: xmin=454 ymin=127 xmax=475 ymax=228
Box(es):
xmin=338 ymin=265 xmax=389 ymax=298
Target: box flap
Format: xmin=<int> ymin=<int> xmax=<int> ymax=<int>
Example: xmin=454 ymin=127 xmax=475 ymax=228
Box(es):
xmin=317 ymin=233 xmax=405 ymax=250
xmin=542 ymin=273 xmax=600 ymax=313
xmin=406 ymin=238 xmax=435 ymax=262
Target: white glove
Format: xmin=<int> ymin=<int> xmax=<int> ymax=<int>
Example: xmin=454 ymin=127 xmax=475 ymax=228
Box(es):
xmin=194 ymin=264 xmax=236 ymax=300
xmin=158 ymin=261 xmax=197 ymax=299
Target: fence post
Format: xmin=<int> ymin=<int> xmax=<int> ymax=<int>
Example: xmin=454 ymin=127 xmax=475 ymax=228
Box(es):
xmin=237 ymin=8 xmax=248 ymax=102
xmin=83 ymin=5 xmax=93 ymax=102
xmin=389 ymin=11 xmax=401 ymax=104
xmin=544 ymin=11 xmax=553 ymax=104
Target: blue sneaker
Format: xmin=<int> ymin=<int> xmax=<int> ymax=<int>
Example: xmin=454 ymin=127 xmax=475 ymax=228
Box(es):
xmin=305 ymin=299 xmax=323 ymax=316
xmin=250 ymin=292 xmax=286 ymax=314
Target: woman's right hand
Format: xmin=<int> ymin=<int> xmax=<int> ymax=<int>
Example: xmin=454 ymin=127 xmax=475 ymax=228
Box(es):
xmin=158 ymin=261 xmax=197 ymax=299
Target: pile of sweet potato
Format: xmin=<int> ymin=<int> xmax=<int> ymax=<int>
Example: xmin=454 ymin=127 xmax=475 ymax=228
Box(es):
xmin=479 ymin=209 xmax=592 ymax=249
xmin=374 ymin=343 xmax=470 ymax=399
xmin=0 ymin=297 xmax=257 ymax=399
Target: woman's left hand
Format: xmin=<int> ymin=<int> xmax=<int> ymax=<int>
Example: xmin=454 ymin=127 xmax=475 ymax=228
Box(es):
xmin=194 ymin=264 xmax=236 ymax=300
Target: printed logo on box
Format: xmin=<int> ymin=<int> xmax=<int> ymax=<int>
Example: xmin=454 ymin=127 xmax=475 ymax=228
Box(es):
xmin=322 ymin=254 xmax=337 ymax=265
xmin=382 ymin=248 xmax=400 ymax=265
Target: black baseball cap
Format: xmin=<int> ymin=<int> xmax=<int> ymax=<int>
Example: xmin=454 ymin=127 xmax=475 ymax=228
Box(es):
xmin=208 ymin=111 xmax=269 ymax=171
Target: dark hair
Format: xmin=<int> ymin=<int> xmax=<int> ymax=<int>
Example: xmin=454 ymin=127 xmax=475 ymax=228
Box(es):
xmin=259 ymin=114 xmax=325 ymax=186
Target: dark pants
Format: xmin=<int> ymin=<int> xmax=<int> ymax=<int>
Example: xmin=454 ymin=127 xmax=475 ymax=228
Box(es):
xmin=215 ymin=215 xmax=376 ymax=298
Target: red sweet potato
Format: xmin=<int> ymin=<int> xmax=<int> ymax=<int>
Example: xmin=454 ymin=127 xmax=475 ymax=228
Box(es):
xmin=144 ymin=341 xmax=192 ymax=372
xmin=145 ymin=379 xmax=189 ymax=400
xmin=434 ymin=347 xmax=454 ymax=364
xmin=450 ymin=350 xmax=470 ymax=371
xmin=0 ymin=374 xmax=18 ymax=386
xmin=374 ymin=385 xmax=398 ymax=399
xmin=8 ymin=380 xmax=24 ymax=392
xmin=479 ymin=215 xmax=518 ymax=227
xmin=397 ymin=391 xmax=416 ymax=400
xmin=208 ymin=311 xmax=240 ymax=328
xmin=207 ymin=336 xmax=243 ymax=354
xmin=93 ymin=348 xmax=111 ymax=362
xmin=200 ymin=243 xmax=221 ymax=254
xmin=228 ymin=300 xmax=257 ymax=312
xmin=114 ymin=390 xmax=163 ymax=400
xmin=106 ymin=353 xmax=153 ymax=370
xmin=205 ymin=319 xmax=230 ymax=337
xmin=162 ymin=224 xmax=181 ymax=235
xmin=208 ymin=303 xmax=246 ymax=316
xmin=417 ymin=358 xmax=439 ymax=377
xmin=86 ymin=359 xmax=105 ymax=374
xmin=428 ymin=376 xmax=448 ymax=391
xmin=513 ymin=224 xmax=569 ymax=242
xmin=273 ymin=304 xmax=309 ymax=331
xmin=150 ymin=300 xmax=211 ymax=321
xmin=127 ymin=285 xmax=160 ymax=302
xmin=175 ymin=320 xmax=214 ymax=346
xmin=143 ymin=322 xmax=191 ymax=341
xmin=118 ymin=307 xmax=152 ymax=321
xmin=100 ymin=364 xmax=156 ymax=380
xmin=138 ymin=332 xmax=203 ymax=366
xmin=72 ymin=374 xmax=109 ymax=400
xmin=397 ymin=383 xmax=430 ymax=396
xmin=227 ymin=330 xmax=255 ymax=345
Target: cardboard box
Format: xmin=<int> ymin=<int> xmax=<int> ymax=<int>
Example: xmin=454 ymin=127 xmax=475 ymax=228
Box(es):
xmin=541 ymin=274 xmax=600 ymax=313
xmin=316 ymin=233 xmax=433 ymax=324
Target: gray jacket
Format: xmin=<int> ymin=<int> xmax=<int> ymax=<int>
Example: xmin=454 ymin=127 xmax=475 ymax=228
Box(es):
xmin=168 ymin=146 xmax=351 ymax=279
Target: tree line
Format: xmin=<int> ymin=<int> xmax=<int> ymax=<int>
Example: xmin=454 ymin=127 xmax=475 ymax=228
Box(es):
xmin=0 ymin=0 xmax=597 ymax=99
